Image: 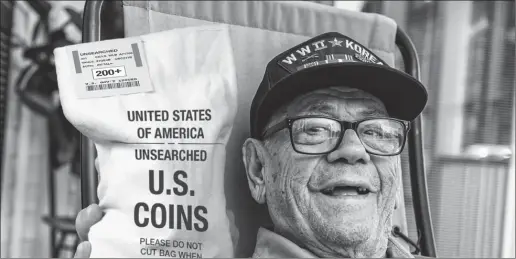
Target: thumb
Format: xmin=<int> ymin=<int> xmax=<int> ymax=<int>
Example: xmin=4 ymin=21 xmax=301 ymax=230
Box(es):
xmin=74 ymin=241 xmax=91 ymax=258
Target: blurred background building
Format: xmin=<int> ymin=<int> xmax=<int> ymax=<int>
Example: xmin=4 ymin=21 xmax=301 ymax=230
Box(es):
xmin=1 ymin=1 xmax=514 ymax=258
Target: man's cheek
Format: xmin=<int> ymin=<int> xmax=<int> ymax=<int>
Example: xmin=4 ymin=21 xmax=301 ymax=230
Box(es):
xmin=276 ymin=150 xmax=313 ymax=185
xmin=372 ymin=157 xmax=399 ymax=204
xmin=372 ymin=156 xmax=398 ymax=181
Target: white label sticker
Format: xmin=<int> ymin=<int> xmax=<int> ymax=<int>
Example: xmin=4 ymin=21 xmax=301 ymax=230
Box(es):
xmin=69 ymin=40 xmax=154 ymax=98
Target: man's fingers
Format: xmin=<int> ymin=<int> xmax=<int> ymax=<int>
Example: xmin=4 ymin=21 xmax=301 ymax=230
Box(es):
xmin=76 ymin=204 xmax=103 ymax=242
xmin=74 ymin=241 xmax=91 ymax=258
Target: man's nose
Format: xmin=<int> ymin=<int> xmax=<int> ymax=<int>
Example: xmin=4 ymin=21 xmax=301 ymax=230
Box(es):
xmin=326 ymin=129 xmax=371 ymax=164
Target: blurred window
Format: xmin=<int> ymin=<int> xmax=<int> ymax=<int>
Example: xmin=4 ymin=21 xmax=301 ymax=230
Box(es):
xmin=372 ymin=1 xmax=514 ymax=257
xmin=462 ymin=1 xmax=515 ymax=157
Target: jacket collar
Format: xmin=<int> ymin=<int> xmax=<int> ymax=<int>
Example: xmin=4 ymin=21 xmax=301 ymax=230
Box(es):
xmin=252 ymin=227 xmax=414 ymax=258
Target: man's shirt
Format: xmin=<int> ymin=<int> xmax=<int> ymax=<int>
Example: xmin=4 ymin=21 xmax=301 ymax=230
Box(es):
xmin=252 ymin=227 xmax=414 ymax=258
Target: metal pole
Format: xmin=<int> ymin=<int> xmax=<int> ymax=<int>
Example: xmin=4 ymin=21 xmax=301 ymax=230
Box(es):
xmin=47 ymin=123 xmax=57 ymax=257
xmin=396 ymin=28 xmax=437 ymax=257
xmin=80 ymin=0 xmax=104 ymax=209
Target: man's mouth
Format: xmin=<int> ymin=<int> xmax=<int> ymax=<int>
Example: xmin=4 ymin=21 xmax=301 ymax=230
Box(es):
xmin=316 ymin=179 xmax=376 ymax=197
xmin=320 ymin=186 xmax=371 ymax=196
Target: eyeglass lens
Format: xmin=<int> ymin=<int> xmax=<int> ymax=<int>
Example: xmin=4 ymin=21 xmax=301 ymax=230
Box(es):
xmin=291 ymin=117 xmax=405 ymax=155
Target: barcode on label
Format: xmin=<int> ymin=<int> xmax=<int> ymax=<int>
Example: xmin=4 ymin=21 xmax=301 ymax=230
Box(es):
xmin=86 ymin=81 xmax=140 ymax=91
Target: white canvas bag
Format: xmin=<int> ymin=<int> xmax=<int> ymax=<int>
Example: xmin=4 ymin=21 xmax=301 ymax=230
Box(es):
xmin=54 ymin=25 xmax=237 ymax=258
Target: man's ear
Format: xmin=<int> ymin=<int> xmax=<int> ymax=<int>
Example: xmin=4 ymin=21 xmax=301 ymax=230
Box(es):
xmin=242 ymin=138 xmax=268 ymax=204
xmin=395 ymin=158 xmax=403 ymax=210
xmin=394 ymin=178 xmax=403 ymax=210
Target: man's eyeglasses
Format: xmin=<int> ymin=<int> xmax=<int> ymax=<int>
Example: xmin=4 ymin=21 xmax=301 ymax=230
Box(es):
xmin=262 ymin=116 xmax=411 ymax=156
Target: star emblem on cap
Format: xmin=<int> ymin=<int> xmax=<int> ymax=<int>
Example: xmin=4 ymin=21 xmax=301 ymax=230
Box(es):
xmin=328 ymin=38 xmax=343 ymax=47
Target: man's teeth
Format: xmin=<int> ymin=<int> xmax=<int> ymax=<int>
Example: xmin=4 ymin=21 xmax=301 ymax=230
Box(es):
xmin=357 ymin=187 xmax=368 ymax=194
xmin=321 ymin=186 xmax=370 ymax=195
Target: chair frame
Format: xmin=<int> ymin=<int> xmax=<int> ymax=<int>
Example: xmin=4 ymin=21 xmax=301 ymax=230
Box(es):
xmin=81 ymin=0 xmax=437 ymax=256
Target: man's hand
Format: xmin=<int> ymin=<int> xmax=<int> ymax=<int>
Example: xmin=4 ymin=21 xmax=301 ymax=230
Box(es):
xmin=74 ymin=204 xmax=103 ymax=258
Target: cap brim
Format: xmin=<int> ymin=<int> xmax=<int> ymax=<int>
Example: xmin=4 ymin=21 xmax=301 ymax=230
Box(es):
xmin=256 ymin=63 xmax=428 ymax=135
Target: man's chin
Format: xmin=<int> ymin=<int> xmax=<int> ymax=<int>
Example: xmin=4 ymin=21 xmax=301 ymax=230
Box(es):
xmin=303 ymin=218 xmax=379 ymax=255
xmin=307 ymin=193 xmax=379 ymax=245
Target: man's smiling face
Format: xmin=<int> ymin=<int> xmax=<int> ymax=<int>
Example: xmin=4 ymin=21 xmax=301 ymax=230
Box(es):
xmin=243 ymin=86 xmax=403 ymax=258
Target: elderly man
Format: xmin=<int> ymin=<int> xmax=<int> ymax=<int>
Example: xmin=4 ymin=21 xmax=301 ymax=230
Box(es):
xmin=74 ymin=32 xmax=428 ymax=258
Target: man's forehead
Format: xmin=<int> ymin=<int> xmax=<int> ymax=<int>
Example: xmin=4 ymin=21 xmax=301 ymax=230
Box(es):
xmin=287 ymin=87 xmax=388 ymax=117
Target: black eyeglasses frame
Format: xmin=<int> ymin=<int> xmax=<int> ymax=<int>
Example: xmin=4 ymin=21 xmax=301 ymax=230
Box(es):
xmin=261 ymin=115 xmax=411 ymax=156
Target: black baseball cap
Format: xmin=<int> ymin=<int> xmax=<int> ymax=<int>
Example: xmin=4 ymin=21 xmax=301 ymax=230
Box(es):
xmin=250 ymin=32 xmax=428 ymax=139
